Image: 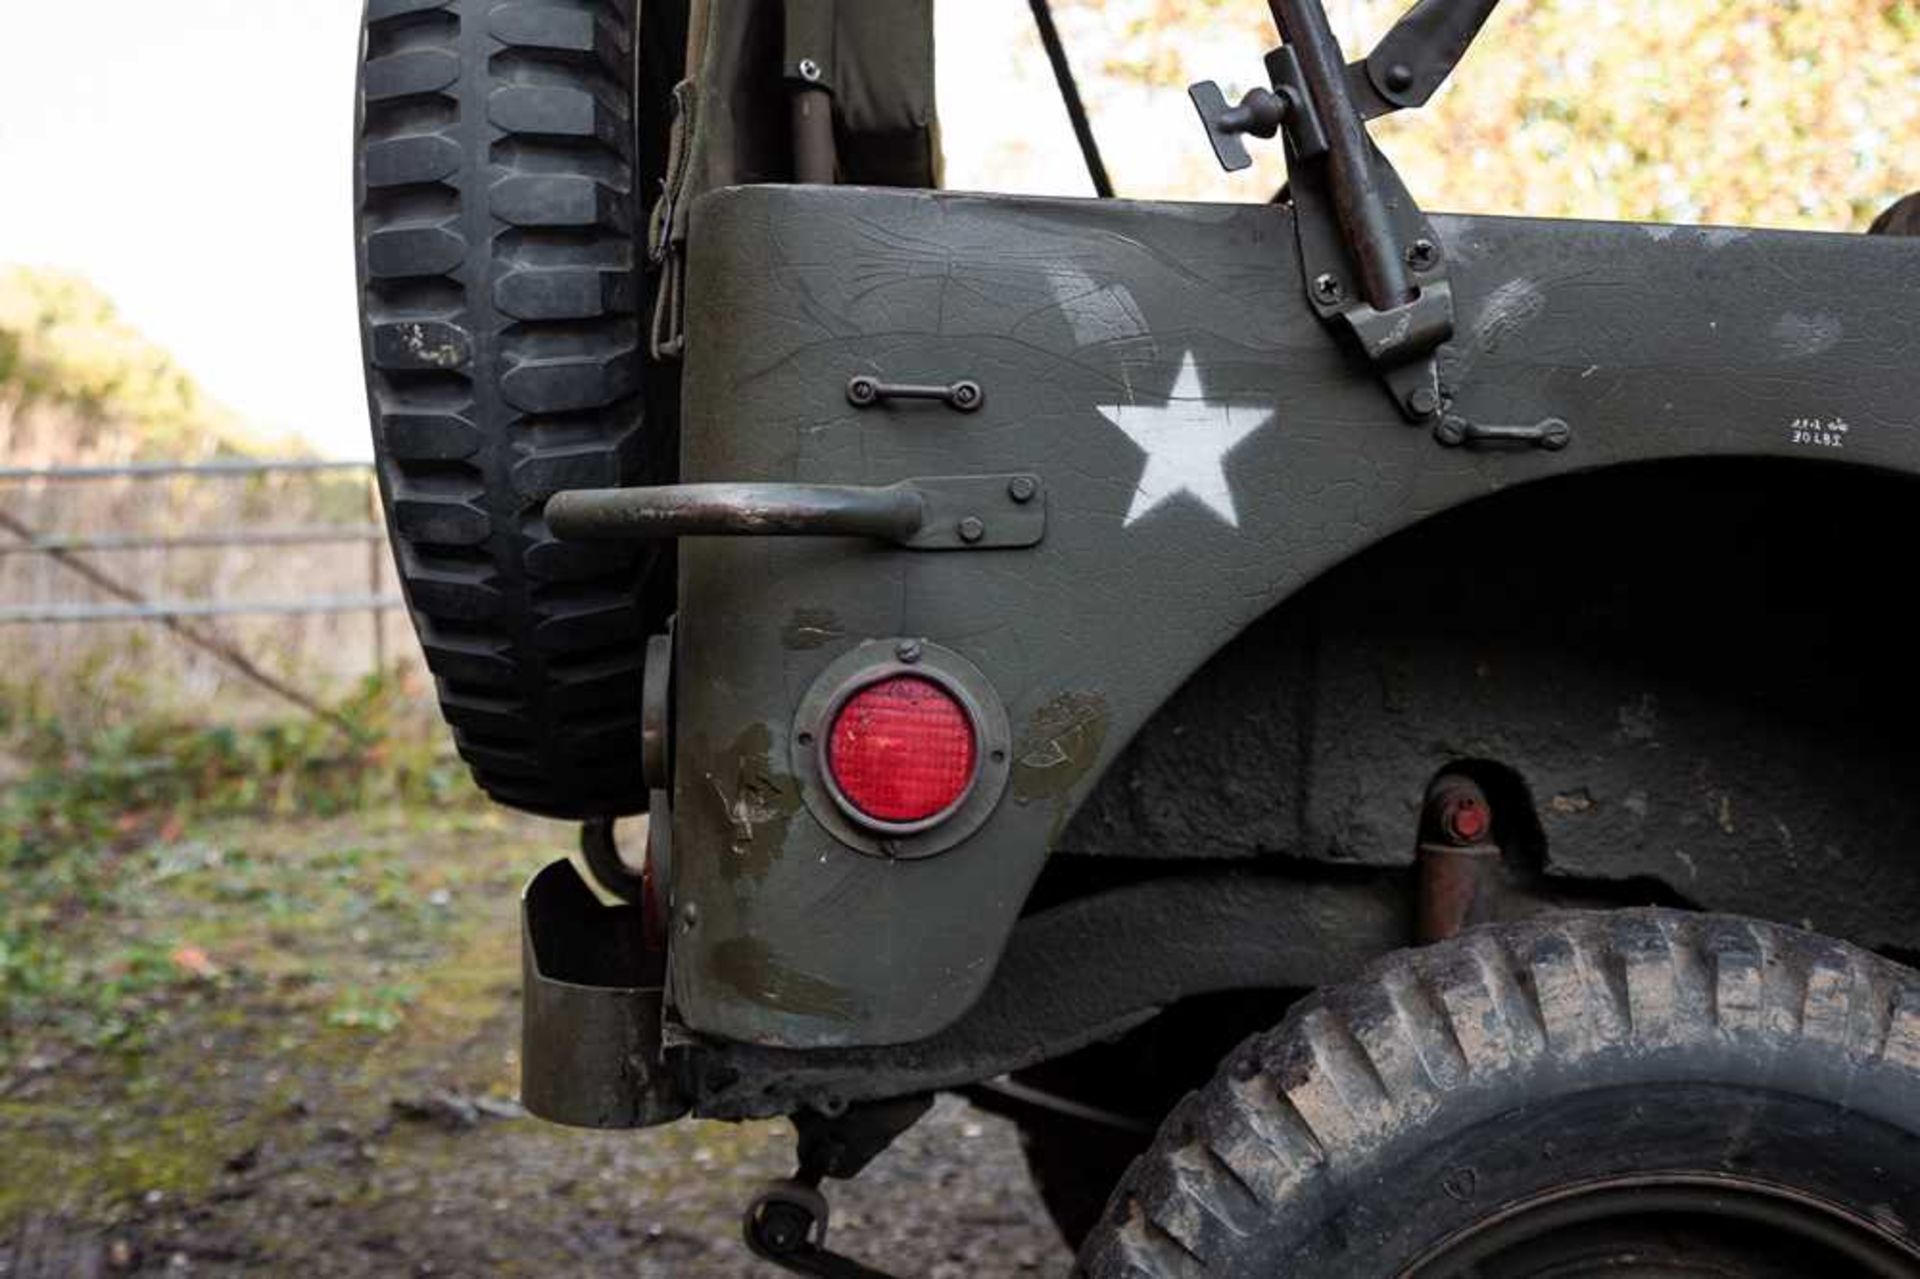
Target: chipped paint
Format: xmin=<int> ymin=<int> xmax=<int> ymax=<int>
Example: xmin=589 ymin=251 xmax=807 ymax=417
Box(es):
xmin=1470 ymin=278 xmax=1546 ymax=355
xmin=1773 ymin=312 xmax=1844 ymax=358
xmin=780 ymin=607 xmax=845 ymax=651
xmin=1013 ymin=692 xmax=1110 ymax=803
xmin=708 ymin=724 xmax=802 ymax=885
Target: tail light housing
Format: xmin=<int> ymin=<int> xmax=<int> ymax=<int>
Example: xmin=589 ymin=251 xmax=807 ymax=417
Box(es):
xmin=793 ymin=639 xmax=1013 ymax=859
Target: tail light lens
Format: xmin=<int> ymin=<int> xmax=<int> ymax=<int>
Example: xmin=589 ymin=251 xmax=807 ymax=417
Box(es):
xmin=826 ymin=675 xmax=978 ymax=826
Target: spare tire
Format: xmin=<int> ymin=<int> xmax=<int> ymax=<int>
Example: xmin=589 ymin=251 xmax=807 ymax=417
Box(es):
xmin=354 ymin=0 xmax=684 ymax=817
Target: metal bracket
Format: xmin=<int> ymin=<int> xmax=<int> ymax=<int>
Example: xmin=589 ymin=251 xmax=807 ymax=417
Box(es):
xmin=1188 ymin=1 xmax=1515 ymax=425
xmin=545 ymin=475 xmax=1045 ymax=551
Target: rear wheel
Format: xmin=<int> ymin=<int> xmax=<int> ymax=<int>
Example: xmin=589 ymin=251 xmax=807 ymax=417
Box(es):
xmin=353 ymin=0 xmax=684 ymax=817
xmin=1078 ymin=910 xmax=1920 ymax=1277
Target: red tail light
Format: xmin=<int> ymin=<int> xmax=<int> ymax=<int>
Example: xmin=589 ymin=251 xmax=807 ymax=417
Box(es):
xmin=826 ymin=675 xmax=978 ymax=826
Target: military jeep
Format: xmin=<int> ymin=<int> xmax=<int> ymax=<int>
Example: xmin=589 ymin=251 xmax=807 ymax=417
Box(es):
xmin=354 ymin=0 xmax=1920 ymax=1272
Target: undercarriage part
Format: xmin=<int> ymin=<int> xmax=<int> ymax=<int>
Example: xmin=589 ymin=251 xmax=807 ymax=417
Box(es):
xmin=1416 ymin=773 xmax=1502 ymax=943
xmin=684 ymin=872 xmax=1406 ymax=1119
xmin=519 ymin=860 xmax=685 ymax=1129
xmin=546 ymin=476 xmax=1046 ymax=550
xmin=742 ymin=1097 xmax=931 ymax=1279
xmin=743 ymin=1180 xmax=894 ymax=1279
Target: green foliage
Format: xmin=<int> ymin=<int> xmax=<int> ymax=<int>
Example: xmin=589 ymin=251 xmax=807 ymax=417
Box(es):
xmin=1052 ymin=0 xmax=1919 ymax=229
xmin=0 ymin=676 xmax=472 ymax=1057
xmin=0 ymin=265 xmax=285 ymax=461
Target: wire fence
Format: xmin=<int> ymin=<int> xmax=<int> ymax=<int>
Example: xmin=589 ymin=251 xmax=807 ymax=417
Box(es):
xmin=0 ymin=459 xmax=409 ymax=726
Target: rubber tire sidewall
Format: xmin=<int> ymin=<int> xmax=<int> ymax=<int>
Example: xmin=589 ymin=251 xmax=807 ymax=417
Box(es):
xmin=1079 ymin=911 xmax=1920 ymax=1277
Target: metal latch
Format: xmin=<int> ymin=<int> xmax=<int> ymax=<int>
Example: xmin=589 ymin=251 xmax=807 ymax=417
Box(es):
xmin=545 ymin=475 xmax=1045 ymax=551
xmin=1189 ymin=1 xmax=1505 ymax=427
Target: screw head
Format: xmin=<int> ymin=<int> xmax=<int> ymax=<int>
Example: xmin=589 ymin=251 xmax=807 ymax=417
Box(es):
xmin=1406 ymin=238 xmax=1439 ymax=270
xmin=797 ymin=58 xmax=822 ymax=82
xmin=1007 ymin=476 xmax=1037 ymax=504
xmin=1407 ymin=386 xmax=1440 ymax=417
xmin=1312 ymin=273 xmax=1344 ymax=305
xmin=949 ymin=381 xmax=982 ymax=411
xmin=957 ymin=516 xmax=986 ymax=544
xmin=1384 ymin=62 xmax=1415 ymax=94
xmin=846 ymin=375 xmax=878 ymax=407
xmin=895 ymin=638 xmax=923 ymax=664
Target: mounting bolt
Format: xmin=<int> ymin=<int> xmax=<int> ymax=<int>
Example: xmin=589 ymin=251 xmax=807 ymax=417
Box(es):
xmin=1406 ymin=238 xmax=1439 ymax=270
xmin=1407 ymin=386 xmax=1440 ymax=417
xmin=1312 ymin=273 xmax=1344 ymax=305
xmin=1384 ymin=62 xmax=1415 ymax=94
xmin=948 ymin=380 xmax=982 ymax=411
xmin=957 ymin=516 xmax=986 ymax=544
xmin=895 ymin=638 xmax=923 ymax=664
xmin=797 ymin=57 xmax=822 ymax=82
xmin=846 ymin=374 xmax=879 ymax=407
xmin=1007 ymin=476 xmax=1037 ymax=504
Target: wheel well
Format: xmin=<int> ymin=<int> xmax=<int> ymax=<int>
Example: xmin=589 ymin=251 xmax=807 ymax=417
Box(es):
xmin=1058 ymin=456 xmax=1920 ymax=954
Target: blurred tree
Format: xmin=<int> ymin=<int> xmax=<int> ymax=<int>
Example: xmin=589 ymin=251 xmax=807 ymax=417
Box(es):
xmin=0 ymin=266 xmax=280 ymax=465
xmin=1047 ymin=0 xmax=1918 ymax=228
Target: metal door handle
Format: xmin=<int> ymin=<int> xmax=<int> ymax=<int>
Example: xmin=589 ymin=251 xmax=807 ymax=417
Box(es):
xmin=545 ymin=476 xmax=1045 ymax=551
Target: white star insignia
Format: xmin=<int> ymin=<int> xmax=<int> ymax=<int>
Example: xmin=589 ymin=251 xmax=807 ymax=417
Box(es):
xmin=1097 ymin=351 xmax=1272 ymax=528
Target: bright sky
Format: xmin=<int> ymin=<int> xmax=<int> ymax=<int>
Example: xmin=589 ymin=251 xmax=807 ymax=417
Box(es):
xmin=0 ymin=2 xmax=1277 ymax=458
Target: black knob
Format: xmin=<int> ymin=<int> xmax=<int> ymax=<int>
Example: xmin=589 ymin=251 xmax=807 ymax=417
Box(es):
xmin=1189 ymin=81 xmax=1290 ymax=172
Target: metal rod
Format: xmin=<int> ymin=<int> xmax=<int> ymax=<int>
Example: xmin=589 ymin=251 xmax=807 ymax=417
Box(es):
xmin=1269 ymin=0 xmax=1414 ymax=310
xmin=547 ymin=483 xmax=925 ymax=542
xmin=0 ymin=595 xmax=406 ymax=625
xmin=792 ymin=86 xmax=837 ymax=183
xmin=0 ymin=525 xmax=386 ymax=556
xmin=1028 ymin=0 xmax=1114 ymax=198
xmin=0 ymin=507 xmax=363 ymax=730
xmin=1415 ymin=774 xmax=1500 ymax=944
xmin=0 ymin=459 xmax=374 ymax=482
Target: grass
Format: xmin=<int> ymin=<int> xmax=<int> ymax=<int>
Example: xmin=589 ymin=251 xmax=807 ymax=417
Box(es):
xmin=0 ymin=674 xmax=476 ymax=1065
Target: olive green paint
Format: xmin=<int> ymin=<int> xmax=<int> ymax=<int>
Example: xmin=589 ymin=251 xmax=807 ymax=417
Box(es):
xmin=710 ymin=936 xmax=862 ymax=1021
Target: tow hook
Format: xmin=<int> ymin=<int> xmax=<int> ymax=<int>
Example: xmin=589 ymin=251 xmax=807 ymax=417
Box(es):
xmin=1415 ymin=773 xmax=1502 ymax=944
xmin=742 ymin=1097 xmax=931 ymax=1278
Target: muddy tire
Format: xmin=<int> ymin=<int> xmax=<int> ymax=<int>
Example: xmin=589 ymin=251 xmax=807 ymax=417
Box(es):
xmin=353 ymin=0 xmax=683 ymax=817
xmin=1077 ymin=910 xmax=1920 ymax=1276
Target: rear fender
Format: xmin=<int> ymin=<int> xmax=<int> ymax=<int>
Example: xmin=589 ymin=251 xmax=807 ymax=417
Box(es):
xmin=670 ymin=184 xmax=1920 ymax=1047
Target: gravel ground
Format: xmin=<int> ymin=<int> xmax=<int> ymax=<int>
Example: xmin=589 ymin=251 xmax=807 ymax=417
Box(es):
xmin=0 ymin=809 xmax=1077 ymax=1277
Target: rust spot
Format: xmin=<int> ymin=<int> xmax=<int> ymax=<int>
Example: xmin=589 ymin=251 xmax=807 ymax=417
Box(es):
xmin=780 ymin=607 xmax=845 ymax=651
xmin=1012 ymin=692 xmax=1109 ymax=803
xmin=708 ymin=723 xmax=802 ymax=885
xmin=709 ymin=936 xmax=859 ymax=1020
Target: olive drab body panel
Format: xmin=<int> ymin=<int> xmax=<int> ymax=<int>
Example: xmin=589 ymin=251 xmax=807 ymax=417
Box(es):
xmin=669 ymin=183 xmax=1920 ymax=1047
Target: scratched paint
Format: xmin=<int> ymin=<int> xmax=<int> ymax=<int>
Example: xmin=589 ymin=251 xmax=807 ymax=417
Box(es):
xmin=709 ymin=723 xmax=802 ymax=885
xmin=1772 ymin=312 xmax=1844 ymax=359
xmin=780 ymin=606 xmax=845 ymax=651
xmin=1013 ymin=692 xmax=1110 ymax=804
